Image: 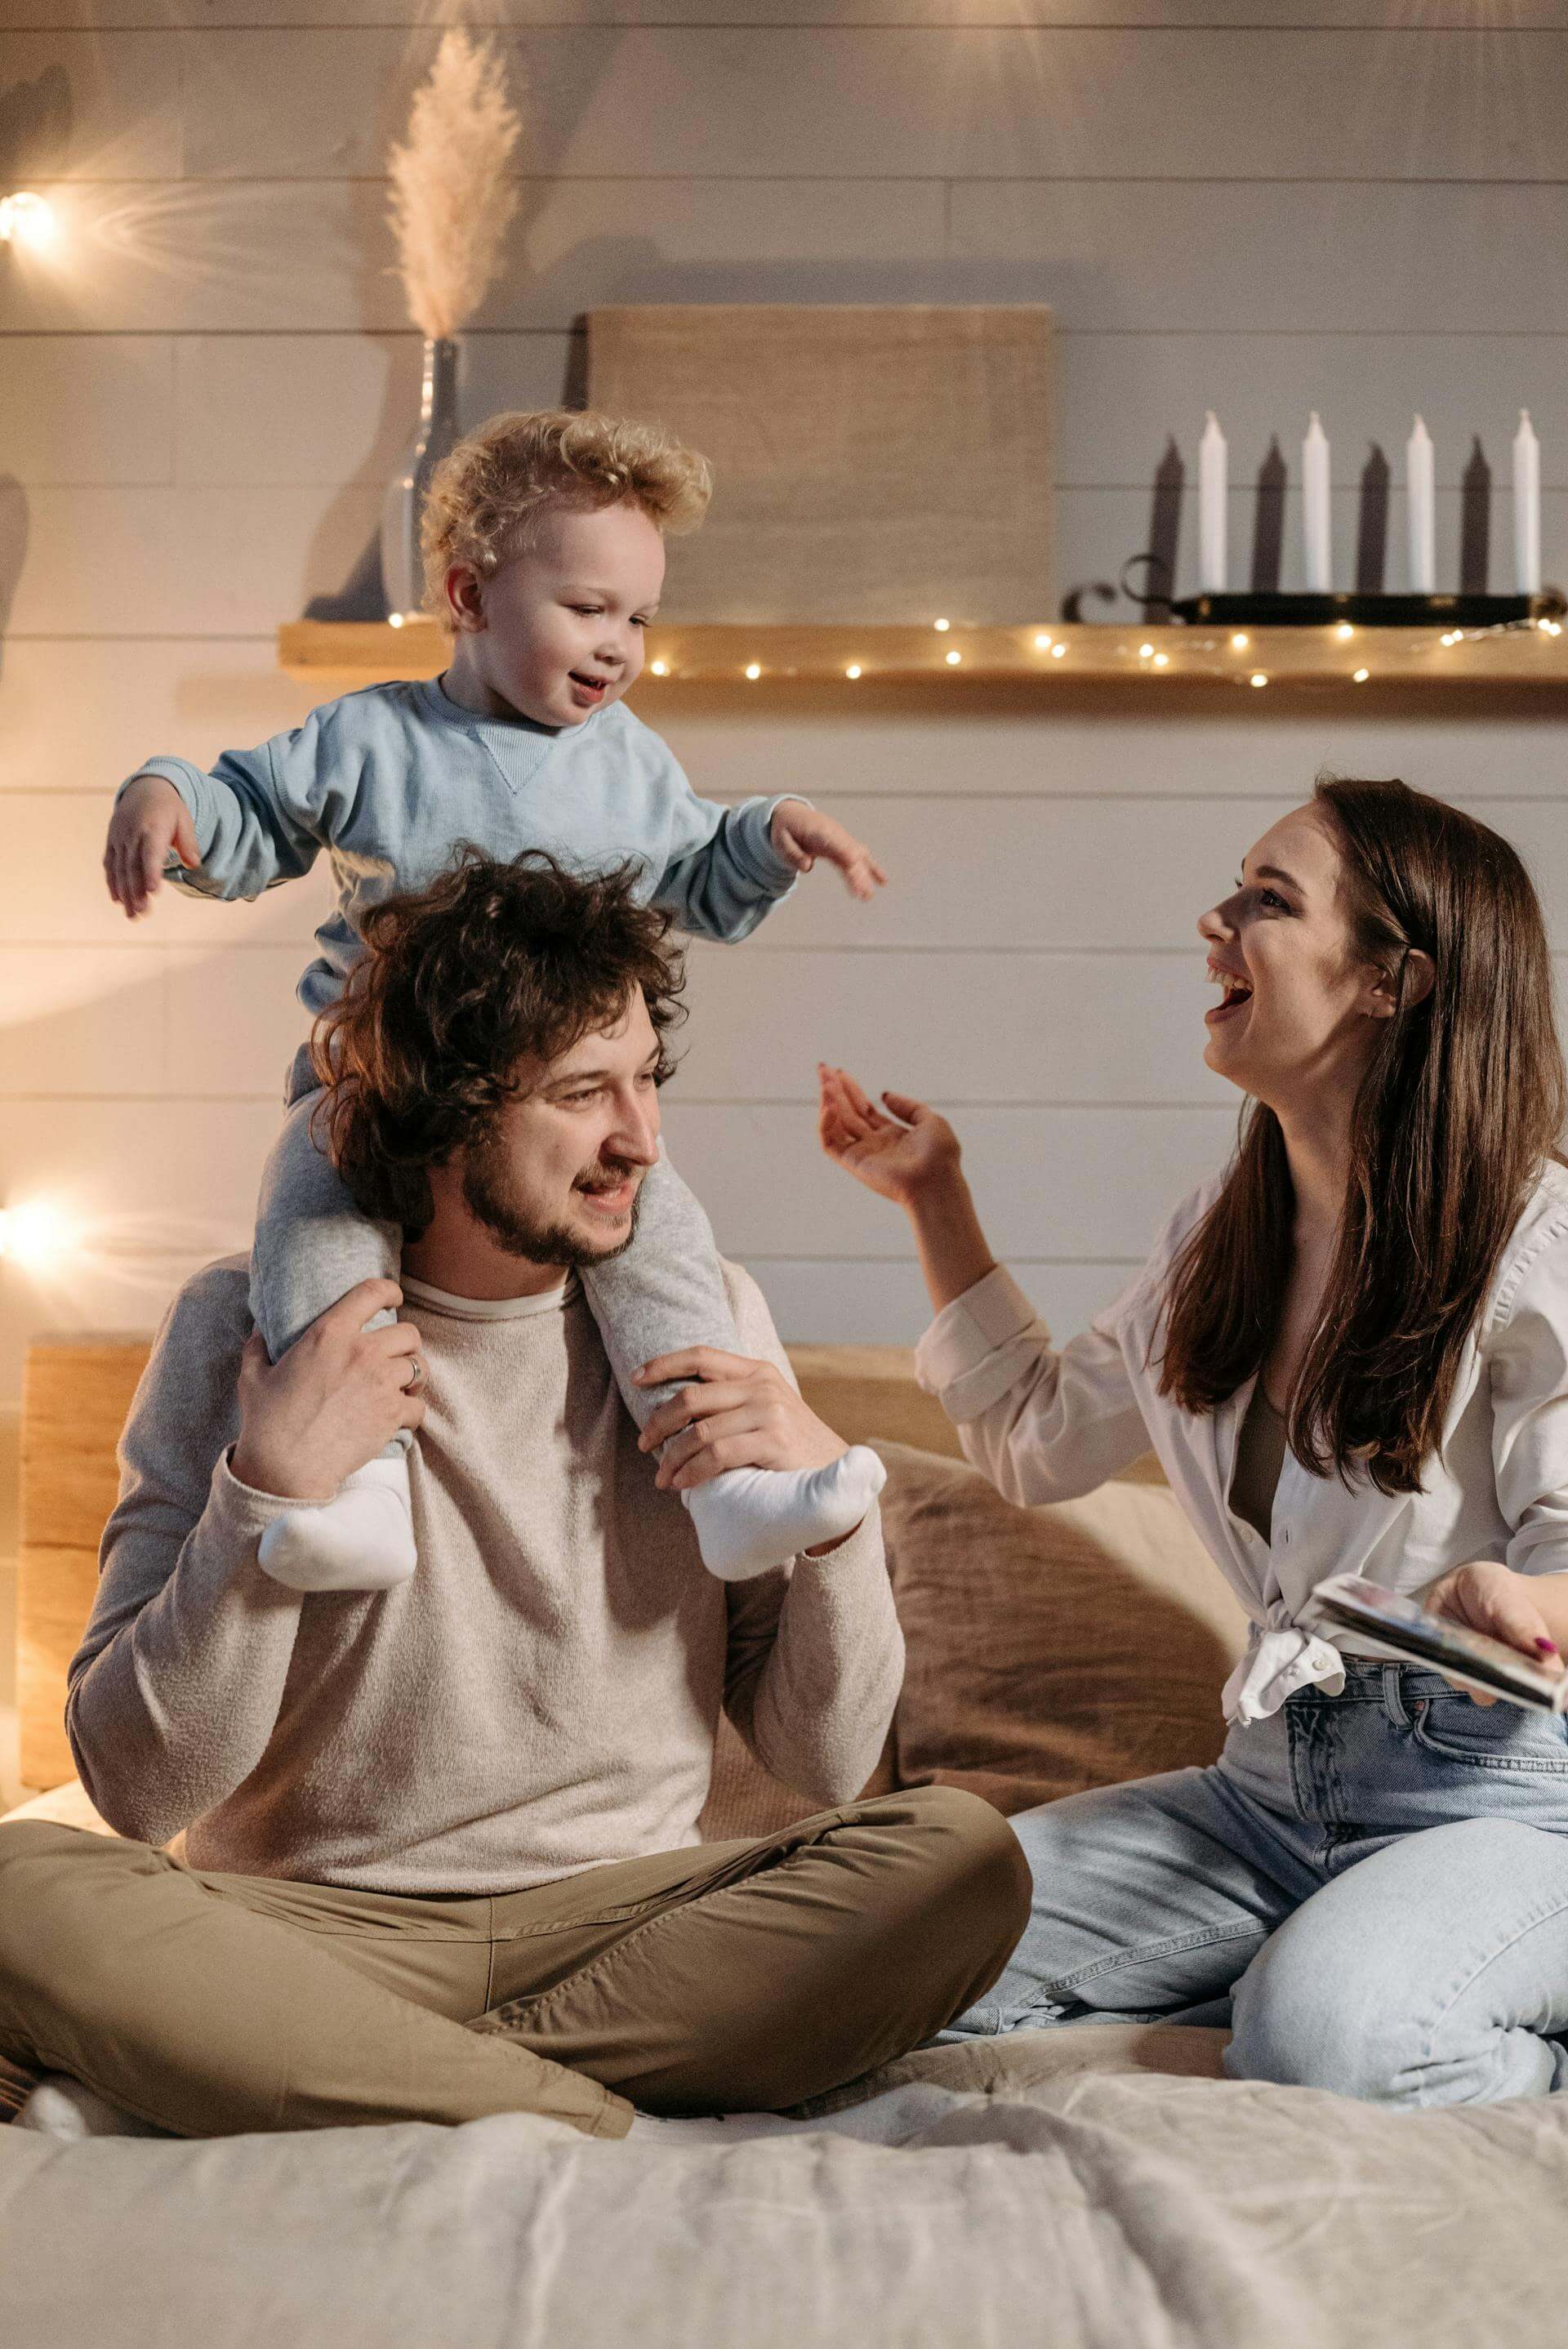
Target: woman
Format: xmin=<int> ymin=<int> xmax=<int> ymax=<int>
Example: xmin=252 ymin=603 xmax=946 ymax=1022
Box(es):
xmin=820 ymin=775 xmax=1568 ymax=2107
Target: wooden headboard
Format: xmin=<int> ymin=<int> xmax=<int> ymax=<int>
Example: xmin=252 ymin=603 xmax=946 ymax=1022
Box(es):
xmin=17 ymin=1338 xmax=964 ymax=1793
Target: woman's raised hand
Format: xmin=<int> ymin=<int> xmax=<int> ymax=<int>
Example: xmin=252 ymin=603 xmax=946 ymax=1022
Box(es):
xmin=817 ymin=1064 xmax=960 ymax=1206
xmin=819 ymin=1065 xmax=996 ymax=1313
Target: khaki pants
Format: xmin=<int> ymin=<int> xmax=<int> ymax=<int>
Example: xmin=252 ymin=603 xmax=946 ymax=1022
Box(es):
xmin=0 ymin=1788 xmax=1027 ymax=2141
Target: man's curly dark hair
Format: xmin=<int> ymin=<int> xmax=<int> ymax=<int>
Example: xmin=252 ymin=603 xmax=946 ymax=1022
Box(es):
xmin=310 ymin=847 xmax=687 ymax=1237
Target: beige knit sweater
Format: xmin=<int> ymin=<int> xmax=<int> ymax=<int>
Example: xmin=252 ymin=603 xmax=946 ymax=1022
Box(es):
xmin=67 ymin=1259 xmax=902 ymax=1893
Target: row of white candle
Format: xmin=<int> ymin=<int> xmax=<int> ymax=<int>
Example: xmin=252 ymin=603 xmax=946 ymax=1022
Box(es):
xmin=1197 ymin=411 xmax=1543 ymax=596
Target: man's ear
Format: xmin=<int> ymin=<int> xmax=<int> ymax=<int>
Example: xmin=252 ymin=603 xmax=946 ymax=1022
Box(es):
xmin=443 ymin=562 xmax=487 ymax=635
xmin=1367 ymin=947 xmax=1436 ymax=1018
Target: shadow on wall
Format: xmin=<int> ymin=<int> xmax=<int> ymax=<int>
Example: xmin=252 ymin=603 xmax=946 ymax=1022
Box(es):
xmin=0 ymin=63 xmax=69 ymax=677
xmin=0 ymin=61 xmax=71 ymax=182
xmin=0 ymin=480 xmax=29 ymax=689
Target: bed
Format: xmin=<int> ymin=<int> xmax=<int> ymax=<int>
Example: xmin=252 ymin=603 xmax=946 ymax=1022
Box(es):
xmin=5 ymin=1333 xmax=1567 ymax=2349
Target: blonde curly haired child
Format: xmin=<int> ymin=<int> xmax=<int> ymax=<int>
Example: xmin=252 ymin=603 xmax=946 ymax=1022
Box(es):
xmin=105 ymin=408 xmax=889 ymax=1592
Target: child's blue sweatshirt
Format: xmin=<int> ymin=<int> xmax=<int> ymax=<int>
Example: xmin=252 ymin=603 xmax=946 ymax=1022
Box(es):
xmin=127 ymin=675 xmax=800 ymax=1018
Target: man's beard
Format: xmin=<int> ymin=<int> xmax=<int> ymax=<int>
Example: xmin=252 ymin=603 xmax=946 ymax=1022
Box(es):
xmin=461 ymin=1136 xmax=644 ymax=1269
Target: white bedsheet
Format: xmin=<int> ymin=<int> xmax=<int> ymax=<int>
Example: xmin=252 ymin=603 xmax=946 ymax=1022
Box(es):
xmin=3 ymin=2023 xmax=1565 ymax=2349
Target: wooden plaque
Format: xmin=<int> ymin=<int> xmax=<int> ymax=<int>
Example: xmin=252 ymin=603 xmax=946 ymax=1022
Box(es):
xmin=586 ymin=304 xmax=1054 ymax=626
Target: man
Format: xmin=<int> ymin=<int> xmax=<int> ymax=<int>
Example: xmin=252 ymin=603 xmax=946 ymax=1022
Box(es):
xmin=0 ymin=851 xmax=1027 ymax=2142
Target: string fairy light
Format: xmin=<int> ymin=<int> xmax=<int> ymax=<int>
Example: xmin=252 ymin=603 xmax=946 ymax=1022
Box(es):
xmin=744 ymin=662 xmax=761 ymax=680
xmin=649 ymin=660 xmax=669 ymax=676
xmin=944 ymin=649 xmax=961 ymax=666
xmin=844 ymin=663 xmax=862 ymax=680
xmin=933 ymin=617 xmax=951 ymax=633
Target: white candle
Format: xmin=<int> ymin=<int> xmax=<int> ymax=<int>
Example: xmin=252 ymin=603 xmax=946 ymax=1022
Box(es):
xmin=1407 ymin=413 xmax=1436 ymax=594
xmin=1199 ymin=411 xmax=1227 ymax=594
xmin=1514 ymin=408 xmax=1541 ymax=595
xmin=1303 ymin=411 xmax=1331 ymax=593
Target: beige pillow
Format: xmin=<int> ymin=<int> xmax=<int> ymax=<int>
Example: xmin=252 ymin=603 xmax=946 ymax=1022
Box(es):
xmin=875 ymin=1441 xmax=1250 ymax=1815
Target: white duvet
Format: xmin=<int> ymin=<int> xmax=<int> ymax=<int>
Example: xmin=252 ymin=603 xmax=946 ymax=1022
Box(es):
xmin=3 ymin=2021 xmax=1566 ymax=2349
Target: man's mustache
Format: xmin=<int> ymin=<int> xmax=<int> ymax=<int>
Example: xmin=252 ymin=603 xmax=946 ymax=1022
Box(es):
xmin=574 ymin=1157 xmax=643 ymax=1195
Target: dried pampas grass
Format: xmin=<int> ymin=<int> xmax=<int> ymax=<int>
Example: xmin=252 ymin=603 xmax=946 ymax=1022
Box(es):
xmin=388 ymin=29 xmax=523 ymax=341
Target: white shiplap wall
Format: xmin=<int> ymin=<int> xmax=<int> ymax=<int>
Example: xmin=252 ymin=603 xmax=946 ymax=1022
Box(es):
xmin=2 ymin=0 xmax=1567 ymax=1420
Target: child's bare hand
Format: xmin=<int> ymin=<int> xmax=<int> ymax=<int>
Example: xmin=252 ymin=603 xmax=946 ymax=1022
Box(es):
xmin=770 ymin=800 xmax=888 ymax=902
xmin=105 ymin=774 xmax=200 ymax=919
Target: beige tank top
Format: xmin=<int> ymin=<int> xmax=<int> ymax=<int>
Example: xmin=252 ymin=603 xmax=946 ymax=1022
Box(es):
xmin=1229 ymin=1380 xmax=1290 ymax=1545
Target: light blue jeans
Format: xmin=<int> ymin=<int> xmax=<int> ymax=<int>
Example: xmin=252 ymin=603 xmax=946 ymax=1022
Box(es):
xmin=947 ymin=1660 xmax=1568 ymax=2107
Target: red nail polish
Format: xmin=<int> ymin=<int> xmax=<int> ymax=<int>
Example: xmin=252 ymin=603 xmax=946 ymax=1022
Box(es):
xmin=1537 ymin=1638 xmax=1560 ymax=1654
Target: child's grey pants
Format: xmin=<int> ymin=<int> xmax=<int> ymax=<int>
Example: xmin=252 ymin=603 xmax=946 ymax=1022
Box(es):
xmin=251 ymin=1071 xmax=742 ymax=1442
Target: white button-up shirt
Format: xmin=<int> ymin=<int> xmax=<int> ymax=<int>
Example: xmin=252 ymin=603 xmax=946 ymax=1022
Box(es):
xmin=914 ymin=1160 xmax=1568 ymax=1723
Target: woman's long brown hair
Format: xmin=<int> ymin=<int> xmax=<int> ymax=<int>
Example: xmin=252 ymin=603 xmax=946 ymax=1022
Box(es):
xmin=1157 ymin=777 xmax=1566 ymax=1495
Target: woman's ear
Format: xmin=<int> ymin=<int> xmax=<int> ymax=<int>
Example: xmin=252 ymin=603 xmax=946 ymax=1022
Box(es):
xmin=1367 ymin=948 xmax=1436 ymax=1018
xmin=1400 ymin=948 xmax=1437 ymax=1010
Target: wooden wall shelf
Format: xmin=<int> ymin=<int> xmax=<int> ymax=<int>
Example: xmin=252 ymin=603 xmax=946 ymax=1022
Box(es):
xmin=278 ymin=618 xmax=1568 ymax=692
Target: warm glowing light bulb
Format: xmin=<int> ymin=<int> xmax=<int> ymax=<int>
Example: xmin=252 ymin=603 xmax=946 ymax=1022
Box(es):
xmin=388 ymin=613 xmax=404 ymax=629
xmin=1033 ymin=632 xmax=1053 ymax=650
xmin=1050 ymin=643 xmax=1067 ymax=659
xmin=744 ymin=662 xmax=761 ymax=680
xmin=0 ymin=1199 xmax=73 ymax=1269
xmin=844 ymin=664 xmax=862 ymax=680
xmin=0 ymin=192 xmax=56 ymax=250
xmin=933 ymin=617 xmax=951 ymax=633
xmin=1138 ymin=642 xmax=1155 ymax=659
xmin=1250 ymin=672 xmax=1268 ymax=689
xmin=1230 ymin=632 xmax=1250 ymax=650
xmin=1153 ymin=652 xmax=1169 ymax=668
xmin=650 ymin=660 xmax=669 ymax=676
xmin=1352 ymin=666 xmax=1370 ymax=683
xmin=1334 ymin=622 xmax=1354 ymax=641
xmin=944 ymin=649 xmax=961 ymax=666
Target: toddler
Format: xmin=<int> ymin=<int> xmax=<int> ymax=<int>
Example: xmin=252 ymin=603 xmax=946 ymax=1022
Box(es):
xmin=104 ymin=408 xmax=889 ymax=1591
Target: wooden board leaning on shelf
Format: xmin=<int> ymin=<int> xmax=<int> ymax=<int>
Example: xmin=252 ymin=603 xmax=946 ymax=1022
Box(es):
xmin=278 ymin=619 xmax=1568 ymax=691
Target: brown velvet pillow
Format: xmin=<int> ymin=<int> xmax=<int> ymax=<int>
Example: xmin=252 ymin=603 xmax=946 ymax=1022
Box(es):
xmin=702 ymin=1440 xmax=1250 ymax=1840
xmin=875 ymin=1441 xmax=1250 ymax=1815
